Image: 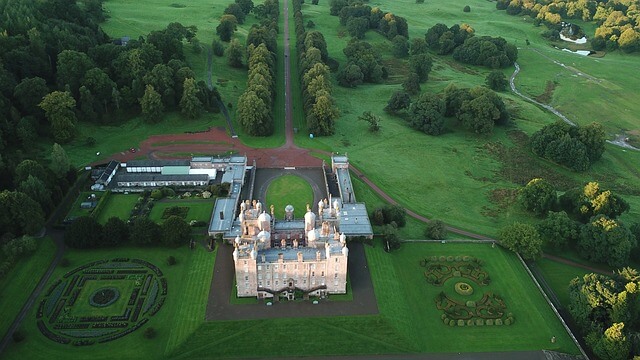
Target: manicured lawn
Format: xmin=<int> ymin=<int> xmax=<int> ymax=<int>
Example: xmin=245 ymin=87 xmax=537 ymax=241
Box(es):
xmin=535 ymin=258 xmax=592 ymax=308
xmin=68 ymin=280 xmax=136 ymax=317
xmin=0 ymin=238 xmax=56 ymax=339
xmin=2 ymin=245 xmax=215 ymax=360
xmin=265 ymin=174 xmax=314 ymax=219
xmin=148 ymin=199 xmax=215 ymax=224
xmin=95 ymin=194 xmax=140 ymax=224
xmin=367 ymin=242 xmax=579 ymax=354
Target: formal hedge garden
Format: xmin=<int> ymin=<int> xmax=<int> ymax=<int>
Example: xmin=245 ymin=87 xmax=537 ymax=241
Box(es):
xmin=421 ymin=255 xmax=515 ymax=327
xmin=37 ymin=258 xmax=167 ymax=345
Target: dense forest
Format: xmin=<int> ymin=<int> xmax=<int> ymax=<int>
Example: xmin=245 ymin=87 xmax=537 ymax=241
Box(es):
xmin=0 ymin=0 xmax=220 ymax=269
xmin=496 ymin=0 xmax=640 ymax=52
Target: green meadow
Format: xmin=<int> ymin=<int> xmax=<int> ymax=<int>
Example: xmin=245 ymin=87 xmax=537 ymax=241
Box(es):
xmin=265 ymin=174 xmax=314 ymax=219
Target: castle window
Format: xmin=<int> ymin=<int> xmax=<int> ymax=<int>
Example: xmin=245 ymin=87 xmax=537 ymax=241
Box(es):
xmin=311 ymin=271 xmax=315 ymax=277
xmin=274 ymin=265 xmax=278 ymax=270
xmin=283 ymin=264 xmax=286 ymax=269
xmin=258 ymin=265 xmax=262 ymax=271
xmin=335 ymin=264 xmax=339 ymax=271
xmin=334 ymin=273 xmax=338 ymax=279
xmin=244 ymin=276 xmax=249 ymax=281
xmin=335 ymin=258 xmax=338 ymax=262
xmin=258 ymin=274 xmax=263 ymax=280
xmin=321 ymin=271 xmax=324 ymax=277
xmin=244 ymin=260 xmax=247 ymax=265
xmin=275 ymin=281 xmax=279 ymax=286
xmin=259 ymin=281 xmax=263 ymax=287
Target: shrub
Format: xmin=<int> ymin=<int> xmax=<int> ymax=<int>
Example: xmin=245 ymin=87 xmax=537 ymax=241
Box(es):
xmin=212 ymin=39 xmax=225 ymax=57
xmin=463 ymin=5 xmax=471 ymax=12
xmin=457 ymin=320 xmax=465 ymax=326
xmin=143 ymin=327 xmax=157 ymax=339
xmin=150 ymin=189 xmax=164 ymax=200
xmin=495 ymin=319 xmax=503 ymax=325
xmin=476 ymin=319 xmax=484 ymax=326
xmin=466 ymin=319 xmax=474 ymax=326
xmin=449 ymin=320 xmax=455 ymax=326
xmin=307 ymin=20 xmax=315 ymax=28
xmin=486 ymin=319 xmax=494 ymax=326
xmin=60 ymin=258 xmax=71 ymax=267
xmin=425 ymin=219 xmax=447 ymax=240
xmin=167 ymin=256 xmax=177 ymax=266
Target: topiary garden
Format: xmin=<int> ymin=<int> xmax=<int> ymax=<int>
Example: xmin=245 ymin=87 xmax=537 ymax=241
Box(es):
xmin=37 ymin=258 xmax=167 ymax=345
xmin=421 ymin=255 xmax=515 ymax=327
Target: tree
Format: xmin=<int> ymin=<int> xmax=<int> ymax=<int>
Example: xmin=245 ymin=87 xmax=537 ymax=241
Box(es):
xmin=346 ymin=17 xmax=369 ymax=39
xmin=140 ymin=85 xmax=164 ymax=123
xmin=235 ymin=0 xmax=254 ymax=15
xmin=425 ymin=220 xmax=447 ymax=240
xmin=16 ymin=117 xmax=38 ymax=148
xmin=463 ymin=5 xmax=471 ymax=12
xmin=578 ymin=215 xmax=635 ymax=267
xmin=0 ymin=190 xmax=45 ymax=236
xmin=392 ymin=35 xmax=409 ymax=58
xmin=162 ymin=216 xmax=192 ymax=247
xmin=577 ymin=122 xmax=606 ymax=163
xmin=358 ymin=111 xmax=381 ymax=132
xmin=103 ymin=217 xmax=129 ymax=246
xmin=499 ymin=222 xmax=543 ymax=260
xmin=212 ymin=39 xmax=225 ymax=57
xmin=382 ymin=205 xmax=407 ymax=227
xmin=56 ymin=50 xmax=95 ymax=97
xmin=337 ymin=64 xmax=364 ymax=88
xmin=486 ymin=70 xmax=508 ymax=91
xmin=385 ymin=91 xmax=411 ymax=114
xmin=14 ymin=160 xmax=48 ymax=186
xmin=82 ymin=67 xmax=118 ymax=117
xmin=13 ymin=77 xmax=49 ymax=119
xmin=560 ymin=182 xmax=630 ymax=222
xmin=410 ymin=38 xmax=428 ymax=55
xmin=180 ymin=78 xmax=203 ymax=119
xmin=39 ymin=91 xmax=77 ymax=143
xmin=50 ymin=143 xmax=71 ymax=178
xmin=409 ymin=92 xmax=445 ymax=135
xmin=384 ymin=224 xmax=401 ymax=251
xmin=457 ymin=87 xmax=509 ymax=134
xmin=65 ymin=216 xmax=103 ymax=249
xmin=402 ymin=72 xmax=421 ymax=95
xmin=19 ymin=175 xmax=52 ymax=213
xmin=237 ymin=91 xmax=272 ymax=136
xmin=519 ymin=178 xmax=557 ymax=216
xmin=590 ymin=323 xmax=631 ymax=360
xmin=226 ymin=39 xmax=244 ymax=68
xmin=310 ymin=92 xmax=338 ymax=136
xmin=217 ymin=15 xmax=238 ymax=42
xmin=224 ymin=3 xmax=246 ymax=24
xmin=618 ymin=28 xmax=640 ymax=53
xmin=537 ymin=211 xmax=579 ymax=249
xmin=130 ymin=218 xmax=162 ymax=246
xmin=409 ymin=54 xmax=433 ymax=82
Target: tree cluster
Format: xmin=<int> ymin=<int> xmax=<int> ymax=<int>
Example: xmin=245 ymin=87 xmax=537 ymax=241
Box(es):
xmin=444 ymin=85 xmax=510 ymax=135
xmin=425 ymin=23 xmax=475 ymax=55
xmin=330 ymin=0 xmax=408 ymax=40
xmin=217 ymin=0 xmax=256 ymax=41
xmin=530 ymin=121 xmax=606 ymax=171
xmin=293 ymin=0 xmax=338 ymax=136
xmin=371 ymin=205 xmax=407 ymax=228
xmin=516 ymin=179 xmax=635 ymax=266
xmin=0 ymin=235 xmax=37 ymax=279
xmin=64 ymin=215 xmax=192 ymax=249
xmin=337 ymin=39 xmax=387 ymax=87
xmin=495 ymin=0 xmax=640 ymax=53
xmin=569 ymin=269 xmax=640 ymax=359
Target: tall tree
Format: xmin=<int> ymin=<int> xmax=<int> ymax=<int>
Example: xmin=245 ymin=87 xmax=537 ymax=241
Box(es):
xmin=499 ymin=222 xmax=543 ymax=260
xmin=65 ymin=216 xmax=103 ymax=249
xmin=56 ymin=50 xmax=95 ymax=98
xmin=39 ymin=91 xmax=77 ymax=143
xmin=235 ymin=0 xmax=254 ymax=15
xmin=103 ymin=217 xmax=129 ymax=246
xmin=385 ymin=91 xmax=411 ymax=114
xmin=0 ymin=190 xmax=45 ymax=236
xmin=217 ymin=15 xmax=238 ymax=42
xmin=162 ymin=216 xmax=192 ymax=247
xmin=50 ymin=143 xmax=71 ymax=178
xmin=13 ymin=77 xmax=49 ymax=119
xmin=409 ymin=53 xmax=433 ymax=82
xmin=409 ymin=92 xmax=445 ymax=135
xmin=519 ymin=178 xmax=557 ymax=216
xmin=536 ymin=211 xmax=579 ymax=249
xmin=224 ymin=3 xmax=246 ymax=24
xmin=18 ymin=175 xmax=52 ymax=213
xmin=130 ymin=218 xmax=162 ymax=246
xmin=140 ymin=85 xmax=164 ymax=123
xmin=578 ymin=215 xmax=635 ymax=267
xmin=180 ymin=78 xmax=203 ymax=119
xmin=226 ymin=39 xmax=244 ymax=68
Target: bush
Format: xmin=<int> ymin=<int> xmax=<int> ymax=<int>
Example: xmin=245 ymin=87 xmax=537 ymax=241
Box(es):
xmin=425 ymin=220 xmax=447 ymax=239
xmin=151 ymin=189 xmax=163 ymax=200
xmin=307 ymin=20 xmax=315 ymax=28
xmin=12 ymin=331 xmax=25 ymax=343
xmin=60 ymin=258 xmax=71 ymax=267
xmin=167 ymin=256 xmax=177 ymax=266
xmin=143 ymin=327 xmax=157 ymax=339
xmin=463 ymin=5 xmax=471 ymax=12
xmin=212 ymin=39 xmax=225 ymax=57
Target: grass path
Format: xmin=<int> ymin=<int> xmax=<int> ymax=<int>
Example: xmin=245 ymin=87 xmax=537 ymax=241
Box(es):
xmin=164 ymin=247 xmax=216 ymax=355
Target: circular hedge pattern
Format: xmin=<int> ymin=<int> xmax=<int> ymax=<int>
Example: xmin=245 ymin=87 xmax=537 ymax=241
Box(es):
xmin=454 ymin=282 xmax=474 ymax=296
xmin=37 ymin=258 xmax=167 ymax=346
xmin=89 ymin=287 xmax=120 ymax=307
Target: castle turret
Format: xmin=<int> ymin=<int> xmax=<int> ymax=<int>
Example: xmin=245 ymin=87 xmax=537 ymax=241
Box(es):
xmin=304 ymin=209 xmax=316 ymax=231
xmin=258 ymin=211 xmax=271 ymax=231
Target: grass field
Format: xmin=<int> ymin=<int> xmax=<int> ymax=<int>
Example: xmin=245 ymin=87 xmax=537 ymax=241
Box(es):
xmin=265 ymin=174 xmax=314 ymax=219
xmin=535 ymin=258 xmax=591 ymax=308
xmin=149 ymin=199 xmax=215 ymax=224
xmin=0 ymin=238 xmax=56 ymax=340
xmin=2 ymin=244 xmax=215 ymax=360
xmin=95 ymin=194 xmax=140 ymax=224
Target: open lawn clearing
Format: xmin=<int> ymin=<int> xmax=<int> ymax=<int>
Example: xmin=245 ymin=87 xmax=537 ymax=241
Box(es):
xmin=265 ymin=174 xmax=314 ymax=219
xmin=2 ymin=245 xmax=215 ymax=360
xmin=95 ymin=194 xmax=139 ymax=224
xmin=68 ymin=279 xmax=135 ymax=317
xmin=535 ymin=258 xmax=591 ymax=308
xmin=368 ymin=242 xmax=578 ymax=354
xmin=149 ymin=199 xmax=215 ymax=224
xmin=0 ymin=238 xmax=56 ymax=339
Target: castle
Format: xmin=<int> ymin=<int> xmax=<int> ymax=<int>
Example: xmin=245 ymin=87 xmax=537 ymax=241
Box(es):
xmin=209 ymin=155 xmax=373 ymax=300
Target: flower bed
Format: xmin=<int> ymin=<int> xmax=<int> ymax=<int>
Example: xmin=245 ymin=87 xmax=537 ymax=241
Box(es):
xmin=38 ymin=259 xmax=167 ymax=345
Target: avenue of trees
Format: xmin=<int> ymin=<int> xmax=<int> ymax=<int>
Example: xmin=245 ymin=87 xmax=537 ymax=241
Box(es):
xmin=495 ymin=0 xmax=640 ymax=53
xmin=235 ymin=0 xmax=279 ymax=136
xmin=530 ymin=121 xmax=606 ymax=171
xmin=293 ymin=0 xmax=339 ymax=136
